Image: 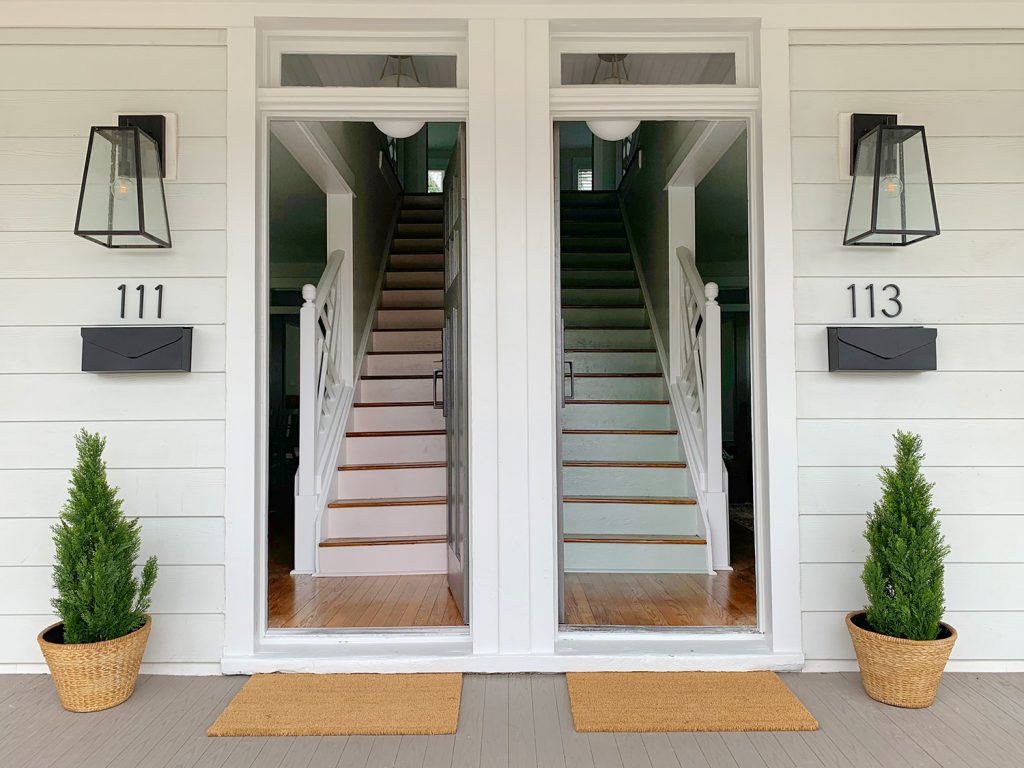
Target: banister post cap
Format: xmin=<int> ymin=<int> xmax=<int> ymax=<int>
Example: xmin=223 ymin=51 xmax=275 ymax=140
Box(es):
xmin=704 ymin=282 xmax=719 ymax=302
xmin=302 ymin=284 xmax=316 ymax=303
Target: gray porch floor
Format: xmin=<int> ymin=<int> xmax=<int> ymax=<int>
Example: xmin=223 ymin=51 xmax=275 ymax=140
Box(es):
xmin=2 ymin=672 xmax=1023 ymax=767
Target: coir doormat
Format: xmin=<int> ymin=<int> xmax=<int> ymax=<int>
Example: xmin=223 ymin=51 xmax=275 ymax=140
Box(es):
xmin=207 ymin=673 xmax=462 ymax=736
xmin=566 ymin=671 xmax=818 ymax=732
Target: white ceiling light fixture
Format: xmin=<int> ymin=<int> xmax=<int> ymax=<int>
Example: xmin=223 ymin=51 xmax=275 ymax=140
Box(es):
xmin=373 ymin=55 xmax=426 ymax=140
xmin=586 ymin=54 xmax=640 ymax=143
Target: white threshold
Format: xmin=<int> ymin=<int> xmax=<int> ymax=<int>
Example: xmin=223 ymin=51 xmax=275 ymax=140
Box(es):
xmin=221 ymin=630 xmax=803 ymax=674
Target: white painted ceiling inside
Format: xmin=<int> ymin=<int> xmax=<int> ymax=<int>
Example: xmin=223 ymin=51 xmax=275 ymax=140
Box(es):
xmin=560 ymin=53 xmax=735 ymax=85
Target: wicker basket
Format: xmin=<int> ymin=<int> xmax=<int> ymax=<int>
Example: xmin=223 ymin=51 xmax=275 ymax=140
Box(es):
xmin=846 ymin=611 xmax=956 ymax=709
xmin=37 ymin=615 xmax=151 ymax=713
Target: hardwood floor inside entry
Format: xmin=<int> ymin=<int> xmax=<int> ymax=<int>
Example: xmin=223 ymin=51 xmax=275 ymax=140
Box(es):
xmin=269 ymin=569 xmax=463 ymax=628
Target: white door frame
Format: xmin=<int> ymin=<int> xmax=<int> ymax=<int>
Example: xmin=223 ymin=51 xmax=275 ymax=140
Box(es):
xmin=224 ymin=22 xmax=801 ymax=672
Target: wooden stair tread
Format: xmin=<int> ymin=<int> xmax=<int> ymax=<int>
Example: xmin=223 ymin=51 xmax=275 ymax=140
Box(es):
xmin=564 ymin=495 xmax=697 ymax=505
xmin=346 ymin=429 xmax=446 ymax=437
xmin=328 ymin=496 xmax=446 ymax=508
xmin=563 ymin=304 xmax=645 ymax=309
xmin=354 ymin=401 xmax=433 ymax=408
xmin=373 ymin=327 xmax=443 ymax=332
xmin=320 ymin=534 xmax=447 ymax=547
xmin=568 ymin=399 xmax=670 ymax=405
xmin=568 ymin=326 xmax=651 ymax=331
xmin=563 ymin=428 xmax=678 ymax=435
xmin=564 ymin=460 xmax=686 ymax=468
xmin=564 ymin=533 xmax=705 ymax=545
xmin=573 ymin=372 xmax=661 ymax=378
xmin=387 ymin=267 xmax=445 ymax=273
xmin=361 ymin=374 xmax=433 ymax=380
xmin=377 ymin=306 xmax=444 ymax=311
xmin=339 ymin=461 xmax=446 ymax=471
xmin=565 ymin=348 xmax=656 ymax=353
xmin=366 ymin=350 xmax=441 ymax=356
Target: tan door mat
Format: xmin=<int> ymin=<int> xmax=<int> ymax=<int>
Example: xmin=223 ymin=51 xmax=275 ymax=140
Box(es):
xmin=566 ymin=672 xmax=818 ymax=732
xmin=207 ymin=673 xmax=462 ymax=736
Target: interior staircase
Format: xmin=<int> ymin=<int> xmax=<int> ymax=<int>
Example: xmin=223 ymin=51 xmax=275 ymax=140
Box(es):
xmin=561 ymin=191 xmax=708 ymax=573
xmin=318 ymin=194 xmax=449 ymax=576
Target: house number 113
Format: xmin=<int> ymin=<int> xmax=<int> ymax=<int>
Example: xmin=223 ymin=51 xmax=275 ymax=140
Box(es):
xmin=847 ymin=283 xmax=902 ymax=318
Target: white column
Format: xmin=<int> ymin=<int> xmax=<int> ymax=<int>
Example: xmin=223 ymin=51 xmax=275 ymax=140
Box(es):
xmin=466 ymin=18 xmax=501 ymax=656
xmin=758 ymin=27 xmax=803 ymax=656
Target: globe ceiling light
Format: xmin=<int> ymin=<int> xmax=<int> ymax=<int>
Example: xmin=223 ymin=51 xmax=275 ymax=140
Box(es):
xmin=586 ymin=54 xmax=641 ymax=143
xmin=374 ymin=55 xmax=426 ymax=139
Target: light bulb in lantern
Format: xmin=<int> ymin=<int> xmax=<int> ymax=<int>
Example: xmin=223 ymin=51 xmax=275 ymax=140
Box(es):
xmin=879 ymin=173 xmax=903 ymax=197
xmin=110 ymin=175 xmax=136 ymax=201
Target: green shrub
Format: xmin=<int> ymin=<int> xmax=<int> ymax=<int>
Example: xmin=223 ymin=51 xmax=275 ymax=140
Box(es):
xmin=51 ymin=430 xmax=158 ymax=644
xmin=861 ymin=431 xmax=949 ymax=641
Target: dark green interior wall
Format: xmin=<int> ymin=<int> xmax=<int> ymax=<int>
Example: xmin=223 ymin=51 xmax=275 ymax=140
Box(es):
xmin=269 ymin=134 xmax=327 ymax=270
xmin=694 ymin=133 xmax=750 ymax=496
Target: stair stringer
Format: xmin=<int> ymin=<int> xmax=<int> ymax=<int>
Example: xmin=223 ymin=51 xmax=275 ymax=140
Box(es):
xmin=617 ymin=196 xmax=717 ymax=575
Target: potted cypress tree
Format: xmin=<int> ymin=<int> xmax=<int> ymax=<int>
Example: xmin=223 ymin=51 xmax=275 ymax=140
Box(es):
xmin=846 ymin=431 xmax=956 ymax=708
xmin=37 ymin=430 xmax=158 ymax=712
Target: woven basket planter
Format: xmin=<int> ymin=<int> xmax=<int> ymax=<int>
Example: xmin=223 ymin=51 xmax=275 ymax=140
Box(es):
xmin=846 ymin=611 xmax=956 ymax=709
xmin=37 ymin=615 xmax=151 ymax=713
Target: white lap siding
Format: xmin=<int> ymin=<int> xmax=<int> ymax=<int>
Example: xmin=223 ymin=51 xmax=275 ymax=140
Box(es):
xmin=790 ymin=31 xmax=1024 ymax=670
xmin=0 ymin=29 xmax=227 ymax=672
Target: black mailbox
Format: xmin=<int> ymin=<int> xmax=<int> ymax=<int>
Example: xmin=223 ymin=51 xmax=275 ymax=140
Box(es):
xmin=81 ymin=327 xmax=193 ymax=372
xmin=827 ymin=326 xmax=936 ymax=372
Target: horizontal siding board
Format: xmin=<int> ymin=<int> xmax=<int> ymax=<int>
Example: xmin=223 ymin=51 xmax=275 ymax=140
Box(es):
xmin=0 ymin=421 xmax=224 ymax=469
xmin=0 ymin=564 xmax=224 ymax=614
xmin=0 ymin=468 xmax=225 ymax=519
xmin=0 ymin=230 xmax=226 ymax=278
xmin=803 ymin=611 xmax=1024 ymax=660
xmin=799 ymin=466 xmax=1024 ymax=516
xmin=796 ymin=372 xmax=1024 ymax=419
xmin=0 ymin=90 xmax=226 ymax=138
xmin=794 ymin=277 xmax=1024 ymax=324
xmin=802 ymin=563 xmax=1024 ymax=613
xmin=793 ymin=231 xmax=1024 ymax=278
xmin=800 ymin=514 xmax=1024 ymax=564
xmin=0 ymin=46 xmax=226 ymax=91
xmin=0 ymin=29 xmax=226 ymax=46
xmin=0 ymin=278 xmax=225 ymax=326
xmin=0 ymin=137 xmax=226 ymax=184
xmin=798 ymin=419 xmax=1024 ymax=467
xmin=0 ymin=325 xmax=225 ymax=374
xmin=0 ymin=183 xmax=226 ymax=232
xmin=796 ymin=325 xmax=1024 ymax=372
xmin=790 ymin=45 xmax=1024 ymax=91
xmin=0 ymin=373 xmax=226 ymax=422
xmin=793 ymin=136 xmax=1024 ymax=184
xmin=790 ymin=30 xmax=1024 ymax=46
xmin=790 ymin=91 xmax=1024 ymax=137
xmin=0 ymin=613 xmax=224 ymax=663
xmin=0 ymin=517 xmax=224 ymax=567
xmin=793 ymin=183 xmax=1024 ymax=231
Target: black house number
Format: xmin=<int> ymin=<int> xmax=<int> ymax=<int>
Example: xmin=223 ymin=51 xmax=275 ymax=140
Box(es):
xmin=118 ymin=283 xmax=164 ymax=319
xmin=847 ymin=283 xmax=902 ymax=319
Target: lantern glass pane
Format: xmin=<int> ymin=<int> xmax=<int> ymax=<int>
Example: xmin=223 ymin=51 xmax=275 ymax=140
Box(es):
xmin=138 ymin=131 xmax=171 ymax=247
xmin=77 ymin=128 xmax=144 ymax=244
xmin=843 ymin=128 xmax=878 ymax=244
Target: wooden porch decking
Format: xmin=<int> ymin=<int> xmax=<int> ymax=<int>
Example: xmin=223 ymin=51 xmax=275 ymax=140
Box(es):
xmin=3 ymin=672 xmax=1023 ymax=767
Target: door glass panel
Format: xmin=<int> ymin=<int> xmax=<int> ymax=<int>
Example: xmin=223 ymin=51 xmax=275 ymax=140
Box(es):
xmin=281 ymin=54 xmax=457 ymax=87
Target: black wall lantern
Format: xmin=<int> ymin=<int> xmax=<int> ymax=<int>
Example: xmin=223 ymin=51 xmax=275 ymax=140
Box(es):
xmin=74 ymin=116 xmax=171 ymax=248
xmin=843 ymin=114 xmax=939 ymax=246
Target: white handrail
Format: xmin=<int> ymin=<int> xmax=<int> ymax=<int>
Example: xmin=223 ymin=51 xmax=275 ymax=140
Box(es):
xmin=295 ymin=249 xmax=351 ymax=573
xmin=674 ymin=246 xmax=728 ymax=571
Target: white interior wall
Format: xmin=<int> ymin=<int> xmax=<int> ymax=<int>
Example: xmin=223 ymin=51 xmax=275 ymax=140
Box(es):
xmin=790 ymin=31 xmax=1024 ymax=671
xmin=0 ymin=28 xmax=228 ymax=672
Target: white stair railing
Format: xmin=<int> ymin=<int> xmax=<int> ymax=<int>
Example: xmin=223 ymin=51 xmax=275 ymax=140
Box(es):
xmin=674 ymin=246 xmax=730 ymax=572
xmin=294 ymin=249 xmax=353 ymax=574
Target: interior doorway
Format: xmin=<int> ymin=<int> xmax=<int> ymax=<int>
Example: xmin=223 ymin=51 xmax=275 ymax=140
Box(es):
xmin=265 ymin=120 xmax=470 ymax=630
xmin=555 ymin=119 xmax=757 ymax=628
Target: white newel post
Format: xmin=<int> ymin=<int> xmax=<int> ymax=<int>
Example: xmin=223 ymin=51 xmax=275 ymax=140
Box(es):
xmin=704 ymin=282 xmax=730 ymax=571
xmin=293 ymin=283 xmax=318 ymax=574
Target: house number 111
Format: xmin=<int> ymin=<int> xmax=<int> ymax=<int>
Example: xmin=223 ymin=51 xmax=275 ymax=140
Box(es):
xmin=847 ymin=283 xmax=902 ymax=318
xmin=117 ymin=283 xmax=164 ymax=319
